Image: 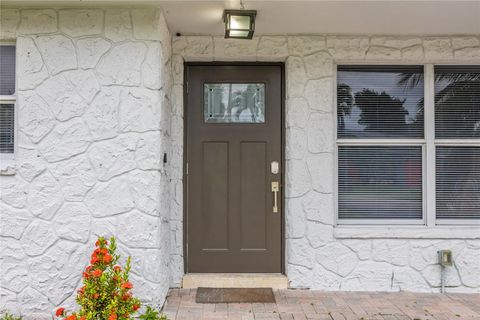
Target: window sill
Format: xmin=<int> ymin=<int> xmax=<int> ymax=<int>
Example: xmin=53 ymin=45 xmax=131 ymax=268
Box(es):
xmin=334 ymin=226 xmax=480 ymax=239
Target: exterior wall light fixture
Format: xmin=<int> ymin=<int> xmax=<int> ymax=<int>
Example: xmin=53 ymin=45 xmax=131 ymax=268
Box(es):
xmin=438 ymin=249 xmax=453 ymax=293
xmin=223 ymin=9 xmax=257 ymax=39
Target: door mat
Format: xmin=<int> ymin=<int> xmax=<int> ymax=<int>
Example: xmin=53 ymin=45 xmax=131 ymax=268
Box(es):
xmin=195 ymin=287 xmax=276 ymax=303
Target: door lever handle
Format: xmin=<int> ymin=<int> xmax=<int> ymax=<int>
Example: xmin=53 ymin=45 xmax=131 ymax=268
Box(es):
xmin=271 ymin=181 xmax=279 ymax=213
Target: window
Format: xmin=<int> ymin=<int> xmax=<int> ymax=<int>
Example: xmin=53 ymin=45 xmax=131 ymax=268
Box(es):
xmin=338 ymin=146 xmax=423 ymax=220
xmin=436 ymin=147 xmax=480 ymax=220
xmin=337 ymin=64 xmax=480 ymax=225
xmin=204 ymin=83 xmax=265 ymax=123
xmin=337 ymin=66 xmax=424 ymax=139
xmin=0 ymin=44 xmax=16 ymax=155
xmin=337 ymin=65 xmax=425 ymax=223
xmin=434 ymin=66 xmax=480 ymax=221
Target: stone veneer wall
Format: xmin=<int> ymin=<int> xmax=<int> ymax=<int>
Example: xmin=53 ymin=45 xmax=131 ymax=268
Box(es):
xmin=0 ymin=7 xmax=173 ymax=319
xmin=170 ymin=35 xmax=480 ymax=292
xmin=1 ymin=6 xmax=480 ymax=317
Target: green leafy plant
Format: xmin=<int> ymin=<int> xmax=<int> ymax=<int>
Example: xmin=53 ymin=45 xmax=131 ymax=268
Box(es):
xmin=55 ymin=237 xmax=167 ymax=320
xmin=0 ymin=311 xmax=22 ymax=320
xmin=138 ymin=306 xmax=167 ymax=320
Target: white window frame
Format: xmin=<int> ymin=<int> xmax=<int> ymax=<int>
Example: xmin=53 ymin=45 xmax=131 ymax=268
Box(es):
xmin=334 ymin=63 xmax=480 ymax=226
xmin=0 ymin=41 xmax=17 ymax=163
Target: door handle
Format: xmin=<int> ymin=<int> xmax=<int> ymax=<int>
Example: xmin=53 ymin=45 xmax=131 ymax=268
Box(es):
xmin=271 ymin=181 xmax=279 ymax=213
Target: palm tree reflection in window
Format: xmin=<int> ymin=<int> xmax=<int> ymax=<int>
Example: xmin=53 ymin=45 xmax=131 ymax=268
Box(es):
xmin=204 ymin=83 xmax=265 ymax=123
xmin=337 ymin=66 xmax=423 ymax=219
xmin=336 ymin=66 xmax=480 ymax=219
xmin=398 ymin=66 xmax=480 ymax=219
xmin=337 ymin=66 xmax=424 ymax=138
xmin=337 ymin=83 xmax=353 ymax=134
xmin=355 ymin=89 xmax=409 ymax=135
xmin=398 ymin=67 xmax=480 ymax=138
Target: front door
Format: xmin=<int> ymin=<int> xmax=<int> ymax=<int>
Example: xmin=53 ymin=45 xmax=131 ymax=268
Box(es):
xmin=185 ymin=64 xmax=283 ymax=273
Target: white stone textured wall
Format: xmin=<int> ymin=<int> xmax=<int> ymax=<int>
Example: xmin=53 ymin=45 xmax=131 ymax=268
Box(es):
xmin=0 ymin=7 xmax=173 ymax=318
xmin=171 ymin=35 xmax=480 ymax=292
xmin=1 ymin=7 xmax=479 ymax=317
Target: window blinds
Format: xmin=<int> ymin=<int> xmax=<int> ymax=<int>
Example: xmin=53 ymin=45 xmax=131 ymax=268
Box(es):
xmin=337 ymin=65 xmax=424 ymax=139
xmin=337 ymin=65 xmax=424 ymax=221
xmin=434 ymin=65 xmax=480 ymax=139
xmin=0 ymin=45 xmax=16 ymax=96
xmin=435 ymin=66 xmax=480 ymax=220
xmin=0 ymin=104 xmax=14 ymax=153
xmin=436 ymin=146 xmax=480 ymax=219
xmin=338 ymin=146 xmax=423 ymax=220
xmin=0 ymin=45 xmax=16 ymax=154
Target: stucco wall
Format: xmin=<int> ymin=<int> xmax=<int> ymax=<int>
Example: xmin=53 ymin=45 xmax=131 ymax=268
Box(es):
xmin=0 ymin=7 xmax=173 ymax=319
xmin=171 ymin=35 xmax=480 ymax=292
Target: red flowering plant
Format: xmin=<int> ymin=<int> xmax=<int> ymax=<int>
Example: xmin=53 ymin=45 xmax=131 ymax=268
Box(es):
xmin=54 ymin=237 xmax=147 ymax=320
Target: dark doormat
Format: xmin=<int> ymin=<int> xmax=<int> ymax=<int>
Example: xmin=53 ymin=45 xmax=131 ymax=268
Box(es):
xmin=196 ymin=287 xmax=276 ymax=303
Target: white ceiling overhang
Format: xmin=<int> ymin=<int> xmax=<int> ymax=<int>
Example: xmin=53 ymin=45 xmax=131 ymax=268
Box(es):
xmin=2 ymin=0 xmax=480 ymax=35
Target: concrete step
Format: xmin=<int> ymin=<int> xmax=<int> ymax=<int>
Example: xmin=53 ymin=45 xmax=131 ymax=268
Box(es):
xmin=182 ymin=273 xmax=288 ymax=289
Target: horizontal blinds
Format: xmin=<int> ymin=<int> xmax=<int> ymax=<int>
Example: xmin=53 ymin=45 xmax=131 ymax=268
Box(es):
xmin=338 ymin=146 xmax=423 ymax=220
xmin=434 ymin=65 xmax=480 ymax=139
xmin=337 ymin=65 xmax=424 ymax=139
xmin=0 ymin=45 xmax=16 ymax=96
xmin=0 ymin=104 xmax=14 ymax=153
xmin=436 ymin=146 xmax=480 ymax=219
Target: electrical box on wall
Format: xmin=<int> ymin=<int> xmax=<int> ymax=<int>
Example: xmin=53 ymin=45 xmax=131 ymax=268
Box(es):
xmin=438 ymin=250 xmax=453 ymax=267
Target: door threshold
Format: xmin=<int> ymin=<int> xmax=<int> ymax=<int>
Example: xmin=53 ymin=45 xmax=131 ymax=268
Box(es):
xmin=182 ymin=273 xmax=288 ymax=289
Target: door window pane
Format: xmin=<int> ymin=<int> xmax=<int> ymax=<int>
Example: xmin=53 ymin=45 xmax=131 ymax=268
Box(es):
xmin=338 ymin=146 xmax=423 ymax=220
xmin=204 ymin=83 xmax=265 ymax=123
xmin=337 ymin=65 xmax=424 ymax=138
xmin=434 ymin=66 xmax=480 ymax=139
xmin=436 ymin=146 xmax=480 ymax=219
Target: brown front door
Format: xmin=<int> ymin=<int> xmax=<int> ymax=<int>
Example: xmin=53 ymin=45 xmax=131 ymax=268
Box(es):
xmin=185 ymin=64 xmax=283 ymax=273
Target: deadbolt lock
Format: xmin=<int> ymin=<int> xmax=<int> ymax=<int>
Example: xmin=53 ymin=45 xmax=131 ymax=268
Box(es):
xmin=271 ymin=161 xmax=279 ymax=174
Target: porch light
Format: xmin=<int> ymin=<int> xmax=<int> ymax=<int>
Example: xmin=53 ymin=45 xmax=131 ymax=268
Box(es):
xmin=223 ymin=9 xmax=257 ymax=39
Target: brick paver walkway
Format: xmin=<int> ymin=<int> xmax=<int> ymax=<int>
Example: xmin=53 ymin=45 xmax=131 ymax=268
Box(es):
xmin=162 ymin=289 xmax=480 ymax=320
